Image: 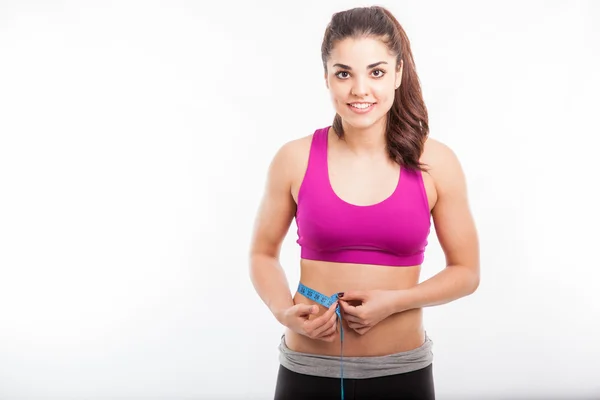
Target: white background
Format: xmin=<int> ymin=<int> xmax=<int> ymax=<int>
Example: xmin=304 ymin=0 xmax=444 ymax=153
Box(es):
xmin=1 ymin=1 xmax=599 ymax=399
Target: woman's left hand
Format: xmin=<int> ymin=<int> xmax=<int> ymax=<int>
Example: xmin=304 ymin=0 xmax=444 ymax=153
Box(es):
xmin=338 ymin=290 xmax=399 ymax=335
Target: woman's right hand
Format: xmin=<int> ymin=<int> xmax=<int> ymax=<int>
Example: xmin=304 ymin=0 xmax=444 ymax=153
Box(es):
xmin=281 ymin=301 xmax=339 ymax=342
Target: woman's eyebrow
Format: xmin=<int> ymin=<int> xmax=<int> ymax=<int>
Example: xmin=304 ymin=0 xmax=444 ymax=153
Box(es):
xmin=332 ymin=61 xmax=388 ymax=70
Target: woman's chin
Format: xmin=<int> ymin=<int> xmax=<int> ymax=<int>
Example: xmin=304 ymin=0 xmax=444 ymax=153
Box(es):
xmin=339 ymin=113 xmax=385 ymax=131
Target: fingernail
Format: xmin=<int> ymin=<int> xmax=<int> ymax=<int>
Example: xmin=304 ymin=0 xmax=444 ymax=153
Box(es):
xmin=337 ymin=292 xmax=344 ymax=298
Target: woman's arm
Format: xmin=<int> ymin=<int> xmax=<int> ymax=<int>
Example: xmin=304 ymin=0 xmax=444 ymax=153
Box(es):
xmin=249 ymin=141 xmax=298 ymax=324
xmin=392 ymin=139 xmax=480 ymax=313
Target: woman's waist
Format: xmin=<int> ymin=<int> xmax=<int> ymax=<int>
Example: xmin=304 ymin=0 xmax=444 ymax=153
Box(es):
xmin=298 ymin=258 xmax=421 ymax=295
xmin=290 ymin=259 xmax=424 ymax=356
xmin=284 ymin=309 xmax=424 ymax=357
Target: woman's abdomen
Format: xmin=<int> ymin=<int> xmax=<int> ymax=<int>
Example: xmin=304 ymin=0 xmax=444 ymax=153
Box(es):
xmin=284 ymin=259 xmax=426 ymax=357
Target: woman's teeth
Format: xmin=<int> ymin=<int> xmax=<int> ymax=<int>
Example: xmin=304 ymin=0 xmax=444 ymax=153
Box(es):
xmin=349 ymin=103 xmax=373 ymax=109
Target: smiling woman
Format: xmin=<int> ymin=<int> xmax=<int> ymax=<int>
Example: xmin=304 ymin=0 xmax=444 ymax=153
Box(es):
xmin=249 ymin=5 xmax=479 ymax=400
xmin=328 ymin=47 xmax=403 ymax=131
xmin=332 ymin=60 xmax=391 ymax=114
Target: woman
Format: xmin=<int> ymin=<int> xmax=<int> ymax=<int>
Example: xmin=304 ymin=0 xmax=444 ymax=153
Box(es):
xmin=249 ymin=6 xmax=480 ymax=400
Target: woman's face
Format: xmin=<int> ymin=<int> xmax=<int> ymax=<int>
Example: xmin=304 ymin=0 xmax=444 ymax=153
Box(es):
xmin=325 ymin=36 xmax=402 ymax=131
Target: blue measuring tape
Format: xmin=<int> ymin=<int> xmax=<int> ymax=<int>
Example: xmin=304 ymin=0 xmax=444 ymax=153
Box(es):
xmin=297 ymin=282 xmax=345 ymax=399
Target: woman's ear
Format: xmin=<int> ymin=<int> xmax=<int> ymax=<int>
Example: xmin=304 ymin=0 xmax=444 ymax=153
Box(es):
xmin=395 ymin=59 xmax=404 ymax=89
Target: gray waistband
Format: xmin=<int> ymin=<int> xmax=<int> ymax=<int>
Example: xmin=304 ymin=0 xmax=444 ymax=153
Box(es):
xmin=278 ymin=332 xmax=434 ymax=379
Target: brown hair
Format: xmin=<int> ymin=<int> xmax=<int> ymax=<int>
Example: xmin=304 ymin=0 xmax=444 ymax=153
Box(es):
xmin=321 ymin=6 xmax=429 ymax=171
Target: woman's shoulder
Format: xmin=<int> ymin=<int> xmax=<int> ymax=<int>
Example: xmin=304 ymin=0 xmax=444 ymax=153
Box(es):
xmin=267 ymin=131 xmax=316 ymax=185
xmin=421 ymin=136 xmax=458 ymax=165
xmin=272 ymin=132 xmax=314 ymax=167
xmin=420 ymin=136 xmax=467 ymax=192
xmin=276 ymin=132 xmax=314 ymax=160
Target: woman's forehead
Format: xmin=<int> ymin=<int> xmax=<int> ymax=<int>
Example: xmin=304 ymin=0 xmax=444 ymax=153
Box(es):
xmin=328 ymin=36 xmax=396 ymax=67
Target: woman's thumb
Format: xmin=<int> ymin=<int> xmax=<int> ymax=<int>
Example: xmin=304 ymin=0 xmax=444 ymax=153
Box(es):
xmin=297 ymin=304 xmax=318 ymax=315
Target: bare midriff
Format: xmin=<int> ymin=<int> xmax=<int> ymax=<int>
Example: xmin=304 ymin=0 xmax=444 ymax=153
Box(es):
xmin=284 ymin=259 xmax=425 ymax=357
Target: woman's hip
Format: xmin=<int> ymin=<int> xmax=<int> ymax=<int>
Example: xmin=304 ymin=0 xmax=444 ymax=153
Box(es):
xmin=278 ymin=331 xmax=434 ymax=379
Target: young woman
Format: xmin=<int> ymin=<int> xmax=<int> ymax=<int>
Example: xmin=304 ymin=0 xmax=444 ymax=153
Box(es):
xmin=249 ymin=6 xmax=480 ymax=400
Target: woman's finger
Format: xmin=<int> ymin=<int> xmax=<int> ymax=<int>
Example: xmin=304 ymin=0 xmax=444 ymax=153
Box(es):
xmin=317 ymin=322 xmax=338 ymax=338
xmin=347 ymin=321 xmax=367 ymax=329
xmin=310 ymin=305 xmax=339 ymax=337
xmin=339 ymin=300 xmax=361 ymax=318
xmin=304 ymin=302 xmax=338 ymax=334
xmin=312 ymin=318 xmax=335 ymax=337
xmin=342 ymin=313 xmax=363 ymax=324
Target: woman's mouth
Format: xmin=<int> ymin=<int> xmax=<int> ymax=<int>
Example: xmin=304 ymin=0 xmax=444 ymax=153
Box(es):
xmin=347 ymin=102 xmax=376 ymax=114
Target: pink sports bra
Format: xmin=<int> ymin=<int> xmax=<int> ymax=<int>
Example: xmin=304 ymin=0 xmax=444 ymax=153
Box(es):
xmin=294 ymin=127 xmax=431 ymax=267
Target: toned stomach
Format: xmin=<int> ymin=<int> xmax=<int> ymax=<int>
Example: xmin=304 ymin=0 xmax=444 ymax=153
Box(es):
xmin=284 ymin=259 xmax=425 ymax=357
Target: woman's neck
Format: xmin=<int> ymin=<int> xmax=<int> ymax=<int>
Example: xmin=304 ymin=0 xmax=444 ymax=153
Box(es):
xmin=336 ymin=117 xmax=388 ymax=157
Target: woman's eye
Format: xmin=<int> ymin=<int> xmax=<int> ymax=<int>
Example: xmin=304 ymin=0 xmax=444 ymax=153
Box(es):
xmin=334 ymin=70 xmax=385 ymax=79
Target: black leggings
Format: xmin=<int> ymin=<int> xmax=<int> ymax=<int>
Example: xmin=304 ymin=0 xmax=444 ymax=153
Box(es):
xmin=274 ymin=363 xmax=435 ymax=400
